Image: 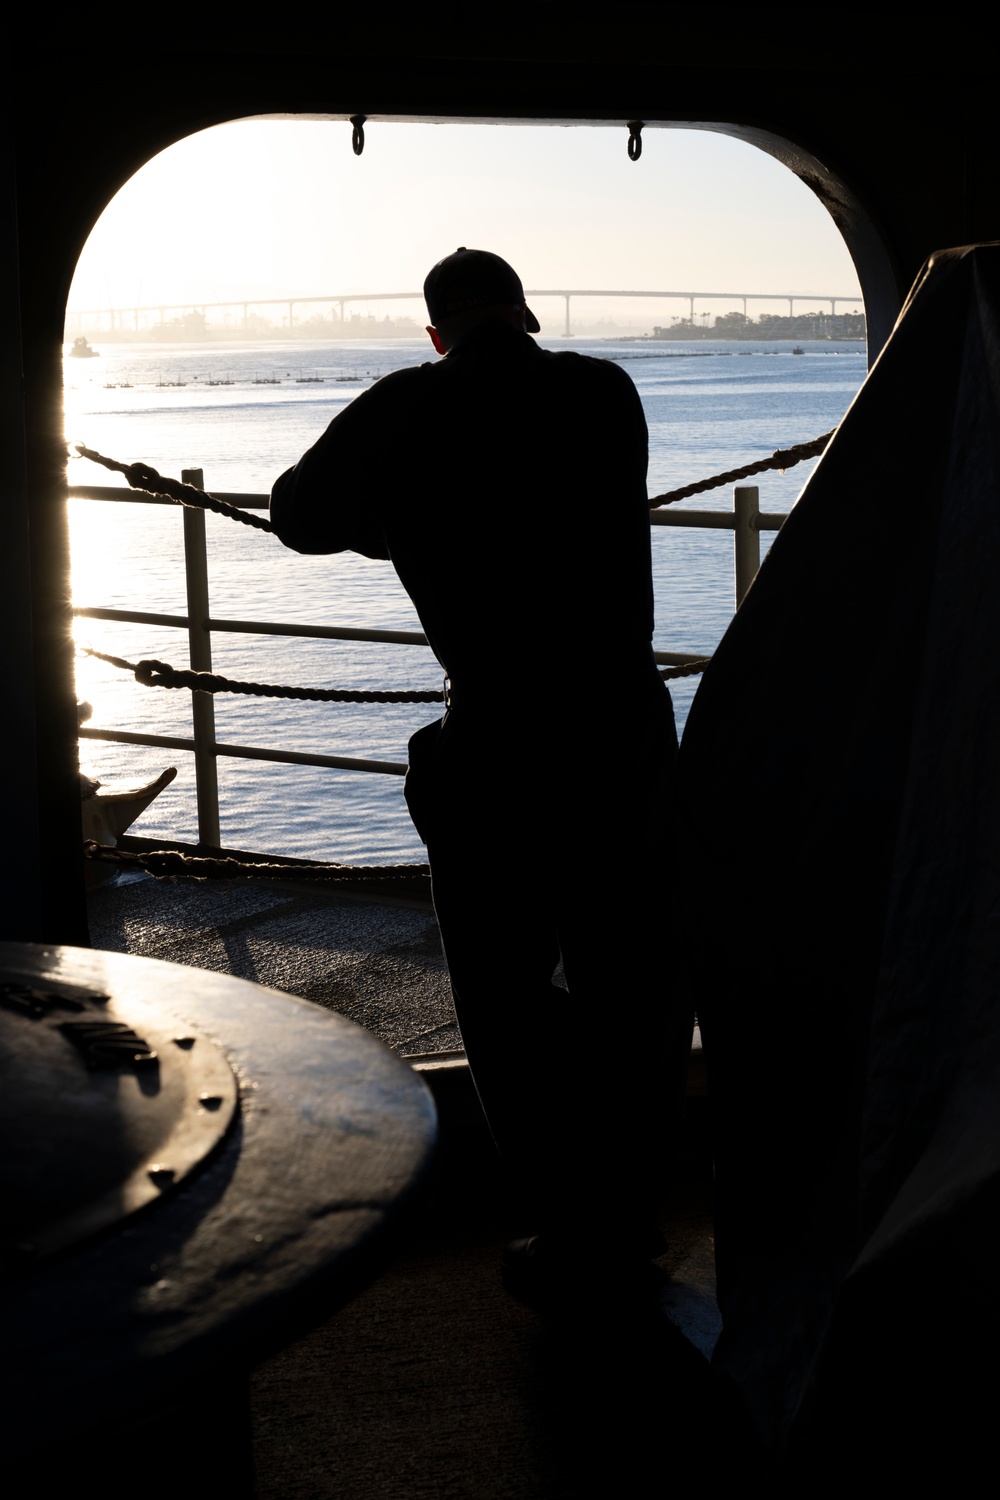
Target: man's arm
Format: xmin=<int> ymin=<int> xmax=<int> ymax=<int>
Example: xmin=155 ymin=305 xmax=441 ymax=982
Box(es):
xmin=269 ymin=371 xmax=419 ymax=558
xmin=601 ymin=357 xmax=649 ymax=497
xmin=270 ymin=456 xmax=389 ymax=559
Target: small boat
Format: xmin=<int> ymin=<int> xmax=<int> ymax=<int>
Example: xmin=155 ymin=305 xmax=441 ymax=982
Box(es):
xmin=69 ymin=336 xmax=99 ymax=358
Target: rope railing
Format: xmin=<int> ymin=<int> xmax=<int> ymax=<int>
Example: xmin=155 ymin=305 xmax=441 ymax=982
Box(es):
xmin=76 ymin=431 xmax=833 ymax=522
xmin=82 ymin=646 xmax=711 ymax=696
xmin=648 ymin=429 xmax=833 ymax=507
xmin=84 ymin=840 xmax=430 ymax=883
xmin=661 ymin=658 xmax=711 ymax=680
xmin=73 ymin=433 xmax=820 ymax=878
xmin=82 ymin=648 xmax=447 ymax=703
xmin=74 ymin=446 xmax=275 ymax=533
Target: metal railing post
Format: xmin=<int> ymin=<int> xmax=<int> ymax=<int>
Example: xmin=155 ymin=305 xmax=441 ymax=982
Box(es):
xmin=181 ymin=467 xmax=221 ymax=847
xmin=733 ymin=484 xmax=761 ymax=608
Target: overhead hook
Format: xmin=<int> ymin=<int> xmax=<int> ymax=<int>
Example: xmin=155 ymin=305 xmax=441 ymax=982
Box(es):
xmin=627 ymin=120 xmax=643 ymax=162
xmin=350 ymin=115 xmax=367 ymax=156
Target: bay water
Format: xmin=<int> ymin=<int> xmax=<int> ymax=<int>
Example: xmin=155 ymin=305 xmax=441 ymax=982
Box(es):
xmin=66 ymin=336 xmax=866 ymax=863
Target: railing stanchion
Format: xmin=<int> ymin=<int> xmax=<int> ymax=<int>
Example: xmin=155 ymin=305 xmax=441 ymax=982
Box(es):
xmin=733 ymin=484 xmax=761 ymax=608
xmin=181 ymin=467 xmax=221 ymax=848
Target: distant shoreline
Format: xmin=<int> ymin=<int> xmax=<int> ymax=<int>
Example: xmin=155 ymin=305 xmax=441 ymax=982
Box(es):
xmin=611 ymin=337 xmax=869 ymax=348
xmin=62 ymin=325 xmax=426 ymax=346
xmin=65 ymin=331 xmax=867 ymax=354
xmin=64 ymin=312 xmax=867 ymax=347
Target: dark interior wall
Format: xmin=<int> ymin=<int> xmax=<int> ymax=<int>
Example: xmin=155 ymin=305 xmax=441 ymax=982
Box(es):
xmin=5 ymin=19 xmax=995 ymax=942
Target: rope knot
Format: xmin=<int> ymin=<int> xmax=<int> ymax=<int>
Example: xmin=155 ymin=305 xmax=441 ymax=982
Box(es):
xmin=124 ymin=460 xmax=163 ymax=491
xmin=134 ymin=658 xmax=172 ymax=686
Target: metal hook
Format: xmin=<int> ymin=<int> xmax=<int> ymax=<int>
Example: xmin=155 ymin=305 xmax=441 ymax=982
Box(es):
xmin=351 ymin=115 xmax=367 ymax=156
xmin=627 ymin=120 xmax=643 ymax=162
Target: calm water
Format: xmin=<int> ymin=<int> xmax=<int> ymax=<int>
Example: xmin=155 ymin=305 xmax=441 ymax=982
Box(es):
xmin=66 ymin=335 xmax=866 ymax=861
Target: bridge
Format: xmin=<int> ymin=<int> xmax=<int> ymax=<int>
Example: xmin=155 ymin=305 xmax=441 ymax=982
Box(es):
xmin=67 ymin=287 xmax=865 ymax=338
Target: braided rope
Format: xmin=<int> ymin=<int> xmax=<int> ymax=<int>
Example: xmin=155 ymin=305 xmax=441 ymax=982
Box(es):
xmin=73 ymin=445 xmax=730 ymax=696
xmin=74 ymin=445 xmax=275 ymax=532
xmin=649 ymin=429 xmax=834 ymax=508
xmin=659 ymin=658 xmax=710 ymax=680
xmin=77 ymin=432 xmax=833 ymax=527
xmin=84 ymin=840 xmax=430 ymax=882
xmin=82 ymin=648 xmax=445 ymax=704
xmin=84 ymin=645 xmax=709 ymax=695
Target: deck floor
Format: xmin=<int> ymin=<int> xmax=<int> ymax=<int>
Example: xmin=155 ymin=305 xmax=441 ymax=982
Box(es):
xmin=249 ymin=1127 xmax=723 ymax=1499
xmin=88 ymin=869 xmax=461 ymax=1057
xmin=87 ymin=872 xmax=724 ymax=1498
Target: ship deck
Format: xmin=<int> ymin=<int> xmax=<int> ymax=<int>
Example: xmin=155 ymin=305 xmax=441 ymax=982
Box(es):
xmin=87 ymin=871 xmax=724 ymax=1498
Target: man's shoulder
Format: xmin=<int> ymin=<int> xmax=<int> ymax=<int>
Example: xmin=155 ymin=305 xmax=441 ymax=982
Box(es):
xmin=538 ymin=346 xmax=641 ymax=405
xmin=362 ymin=363 xmax=434 ymax=398
xmin=330 ymin=362 xmax=434 ymax=430
xmin=541 ymin=346 xmax=636 ymax=383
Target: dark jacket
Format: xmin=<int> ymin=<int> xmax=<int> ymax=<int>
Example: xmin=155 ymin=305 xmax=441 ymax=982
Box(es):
xmin=269 ymin=319 xmax=656 ymax=703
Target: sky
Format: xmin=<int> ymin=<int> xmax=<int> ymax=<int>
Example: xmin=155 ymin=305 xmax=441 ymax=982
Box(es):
xmin=67 ymin=119 xmax=862 ymax=329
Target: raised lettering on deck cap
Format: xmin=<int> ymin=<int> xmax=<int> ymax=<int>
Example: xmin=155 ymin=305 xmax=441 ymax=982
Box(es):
xmin=423 ymin=247 xmax=541 ymax=332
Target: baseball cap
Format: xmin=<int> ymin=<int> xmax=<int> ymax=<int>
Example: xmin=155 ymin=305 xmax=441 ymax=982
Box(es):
xmin=423 ymin=247 xmax=541 ymax=332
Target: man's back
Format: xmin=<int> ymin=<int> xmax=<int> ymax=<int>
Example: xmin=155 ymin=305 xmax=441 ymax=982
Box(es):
xmin=270 ymin=318 xmax=655 ymax=696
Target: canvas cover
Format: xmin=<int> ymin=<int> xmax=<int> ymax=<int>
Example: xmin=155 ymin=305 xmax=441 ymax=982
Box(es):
xmin=675 ymin=243 xmax=1000 ymax=1466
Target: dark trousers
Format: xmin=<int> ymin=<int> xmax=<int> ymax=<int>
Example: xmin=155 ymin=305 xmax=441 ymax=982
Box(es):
xmin=406 ymin=681 xmax=692 ymax=1235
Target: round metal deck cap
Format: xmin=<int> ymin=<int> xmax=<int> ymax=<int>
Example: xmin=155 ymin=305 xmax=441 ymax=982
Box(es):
xmin=1 ymin=943 xmax=436 ymax=1461
xmin=0 ymin=956 xmax=238 ymax=1270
